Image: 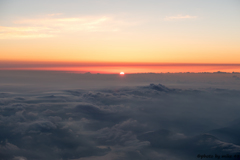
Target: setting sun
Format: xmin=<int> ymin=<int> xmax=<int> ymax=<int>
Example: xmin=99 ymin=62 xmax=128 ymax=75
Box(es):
xmin=120 ymin=72 xmax=125 ymax=75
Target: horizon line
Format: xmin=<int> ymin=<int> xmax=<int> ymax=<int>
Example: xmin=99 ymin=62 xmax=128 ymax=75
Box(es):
xmin=0 ymin=69 xmax=240 ymax=74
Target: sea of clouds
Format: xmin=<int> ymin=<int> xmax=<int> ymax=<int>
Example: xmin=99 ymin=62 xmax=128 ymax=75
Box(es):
xmin=0 ymin=71 xmax=240 ymax=160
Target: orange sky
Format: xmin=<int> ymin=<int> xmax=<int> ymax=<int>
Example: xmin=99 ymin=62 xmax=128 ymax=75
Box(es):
xmin=1 ymin=61 xmax=240 ymax=74
xmin=1 ymin=34 xmax=240 ymax=64
xmin=1 ymin=1 xmax=240 ymax=72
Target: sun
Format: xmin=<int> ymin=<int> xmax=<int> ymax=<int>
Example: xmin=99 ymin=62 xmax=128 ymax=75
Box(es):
xmin=120 ymin=72 xmax=125 ymax=75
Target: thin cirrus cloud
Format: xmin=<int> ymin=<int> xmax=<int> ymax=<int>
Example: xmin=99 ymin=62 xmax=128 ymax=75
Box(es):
xmin=0 ymin=14 xmax=130 ymax=39
xmin=47 ymin=13 xmax=63 ymax=16
xmin=164 ymin=15 xmax=197 ymax=21
xmin=0 ymin=26 xmax=55 ymax=39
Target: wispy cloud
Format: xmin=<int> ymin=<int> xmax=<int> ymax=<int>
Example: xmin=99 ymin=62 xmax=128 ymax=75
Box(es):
xmin=0 ymin=26 xmax=54 ymax=39
xmin=0 ymin=14 xmax=131 ymax=39
xmin=164 ymin=15 xmax=197 ymax=21
xmin=47 ymin=13 xmax=63 ymax=17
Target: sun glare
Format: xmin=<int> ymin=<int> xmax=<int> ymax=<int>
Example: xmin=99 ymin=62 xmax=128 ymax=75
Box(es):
xmin=120 ymin=72 xmax=125 ymax=75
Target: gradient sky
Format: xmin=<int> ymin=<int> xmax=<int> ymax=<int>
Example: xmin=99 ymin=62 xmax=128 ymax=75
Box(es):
xmin=0 ymin=0 xmax=240 ymax=64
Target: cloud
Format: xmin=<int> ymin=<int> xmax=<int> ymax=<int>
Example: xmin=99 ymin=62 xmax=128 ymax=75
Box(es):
xmin=0 ymin=26 xmax=54 ymax=39
xmin=12 ymin=156 xmax=28 ymax=160
xmin=47 ymin=13 xmax=63 ymax=17
xmin=233 ymin=75 xmax=240 ymax=80
xmin=1 ymin=76 xmax=240 ymax=160
xmin=164 ymin=15 xmax=197 ymax=21
xmin=147 ymin=83 xmax=172 ymax=92
xmin=0 ymin=14 xmax=131 ymax=39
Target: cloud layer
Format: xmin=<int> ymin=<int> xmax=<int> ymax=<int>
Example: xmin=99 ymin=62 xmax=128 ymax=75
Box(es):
xmin=1 ymin=76 xmax=240 ymax=160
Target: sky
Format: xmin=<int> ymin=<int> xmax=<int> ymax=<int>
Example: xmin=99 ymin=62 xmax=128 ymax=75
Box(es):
xmin=0 ymin=0 xmax=240 ymax=73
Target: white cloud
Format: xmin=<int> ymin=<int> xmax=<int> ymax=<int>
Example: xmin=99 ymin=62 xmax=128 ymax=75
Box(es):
xmin=164 ymin=15 xmax=197 ymax=21
xmin=0 ymin=26 xmax=54 ymax=39
xmin=47 ymin=13 xmax=63 ymax=17
xmin=0 ymin=14 xmax=130 ymax=39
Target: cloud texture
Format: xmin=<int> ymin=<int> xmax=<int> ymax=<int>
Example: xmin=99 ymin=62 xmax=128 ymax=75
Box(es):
xmin=164 ymin=15 xmax=197 ymax=21
xmin=1 ymin=74 xmax=240 ymax=160
xmin=0 ymin=14 xmax=133 ymax=39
